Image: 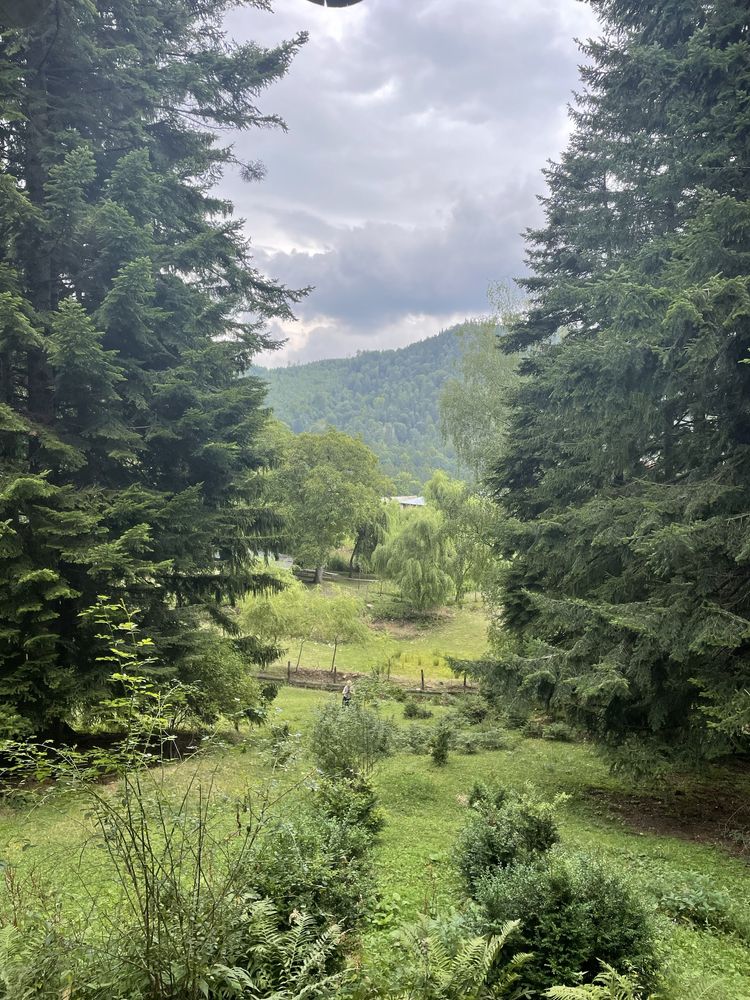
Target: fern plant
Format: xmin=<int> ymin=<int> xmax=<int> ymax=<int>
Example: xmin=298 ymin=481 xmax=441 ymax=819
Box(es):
xmin=213 ymin=899 xmax=346 ymax=999
xmin=395 ymin=918 xmax=530 ymax=1000
xmin=545 ymin=964 xmax=652 ymax=999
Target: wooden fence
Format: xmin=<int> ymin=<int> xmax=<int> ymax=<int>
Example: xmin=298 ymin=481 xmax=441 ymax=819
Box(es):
xmin=256 ymin=662 xmax=475 ymax=697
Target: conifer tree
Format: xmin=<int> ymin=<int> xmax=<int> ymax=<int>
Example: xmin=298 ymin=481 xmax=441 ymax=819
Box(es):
xmin=0 ymin=1 xmax=305 ymax=734
xmin=492 ymin=1 xmax=750 ymax=751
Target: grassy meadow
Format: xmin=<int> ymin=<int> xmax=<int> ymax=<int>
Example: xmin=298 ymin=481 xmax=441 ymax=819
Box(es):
xmin=2 ymin=683 xmax=749 ymax=998
xmin=270 ymin=577 xmax=490 ymax=683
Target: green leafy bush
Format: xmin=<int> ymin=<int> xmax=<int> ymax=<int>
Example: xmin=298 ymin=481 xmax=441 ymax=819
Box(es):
xmin=603 ymin=738 xmax=672 ymax=784
xmin=326 ymin=552 xmax=353 ymax=573
xmin=396 ymin=724 xmax=432 ymax=755
xmin=310 ymin=702 xmax=394 ymax=777
xmin=431 ymin=720 xmax=452 ymax=767
xmin=453 ymin=694 xmax=491 ymax=725
xmin=404 ymin=699 xmax=433 ymax=719
xmin=315 ymin=774 xmax=385 ymax=835
xmin=474 ymin=850 xmax=660 ymax=996
xmin=179 ymin=637 xmax=263 ymax=725
xmin=0 ymin=760 xmax=353 ymax=1000
xmin=505 ymin=704 xmax=532 ymax=730
xmin=249 ymin=813 xmax=376 ymax=932
xmin=521 ymin=718 xmax=545 ymax=738
xmin=356 ymin=674 xmax=402 ymax=704
xmin=653 ymin=874 xmax=750 ymax=941
xmin=456 ymin=784 xmax=562 ymax=894
xmin=470 ymin=729 xmax=509 ymax=751
xmin=454 ymin=732 xmax=480 ymax=754
xmin=453 ymin=729 xmax=508 ymax=753
xmin=0 ymin=891 xmax=347 ymax=1000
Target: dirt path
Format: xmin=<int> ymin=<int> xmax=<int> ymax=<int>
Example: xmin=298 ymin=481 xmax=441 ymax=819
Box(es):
xmin=585 ymin=785 xmax=750 ymax=858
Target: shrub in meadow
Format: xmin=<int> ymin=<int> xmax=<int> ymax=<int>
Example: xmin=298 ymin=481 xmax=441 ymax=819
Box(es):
xmin=310 ymin=703 xmax=394 ymax=778
xmin=456 ymin=783 xmax=562 ymax=894
xmin=474 ymin=850 xmax=660 ymax=997
xmin=431 ymin=720 xmax=452 ymax=767
xmin=404 ymin=699 xmax=433 ymax=720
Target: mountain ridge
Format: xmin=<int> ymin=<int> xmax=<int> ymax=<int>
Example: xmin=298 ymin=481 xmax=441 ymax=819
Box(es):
xmin=257 ymin=327 xmax=464 ymax=490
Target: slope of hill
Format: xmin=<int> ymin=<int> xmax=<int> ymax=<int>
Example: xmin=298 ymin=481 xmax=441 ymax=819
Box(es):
xmin=258 ymin=328 xmax=463 ymax=490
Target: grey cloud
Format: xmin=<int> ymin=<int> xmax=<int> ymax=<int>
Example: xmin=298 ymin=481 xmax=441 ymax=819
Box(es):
xmin=257 ymin=183 xmax=537 ymax=328
xmin=222 ymin=0 xmax=598 ymax=361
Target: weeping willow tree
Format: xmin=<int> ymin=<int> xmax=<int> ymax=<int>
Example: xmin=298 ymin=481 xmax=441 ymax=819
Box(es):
xmin=490 ymin=0 xmax=750 ymax=754
xmin=373 ymin=506 xmax=455 ymax=613
xmin=0 ymin=1 xmax=305 ymax=734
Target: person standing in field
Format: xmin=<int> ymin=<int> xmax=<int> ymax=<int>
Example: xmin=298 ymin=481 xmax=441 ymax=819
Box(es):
xmin=342 ymin=681 xmax=353 ymax=707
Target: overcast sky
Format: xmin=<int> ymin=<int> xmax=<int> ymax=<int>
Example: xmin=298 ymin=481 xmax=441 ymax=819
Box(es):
xmin=223 ymin=0 xmax=598 ymax=365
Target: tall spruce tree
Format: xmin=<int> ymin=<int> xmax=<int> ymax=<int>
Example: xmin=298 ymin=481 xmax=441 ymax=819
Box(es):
xmin=0 ymin=0 xmax=305 ymax=734
xmin=492 ymin=0 xmax=750 ymax=752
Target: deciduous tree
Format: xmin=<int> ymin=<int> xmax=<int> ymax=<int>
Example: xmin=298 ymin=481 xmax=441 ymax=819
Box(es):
xmin=373 ymin=506 xmax=454 ymax=613
xmin=269 ymin=428 xmax=389 ymax=584
xmin=425 ymin=472 xmax=497 ymax=605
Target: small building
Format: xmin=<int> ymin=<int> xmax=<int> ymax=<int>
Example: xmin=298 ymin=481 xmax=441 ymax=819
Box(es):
xmin=392 ymin=495 xmax=425 ymax=509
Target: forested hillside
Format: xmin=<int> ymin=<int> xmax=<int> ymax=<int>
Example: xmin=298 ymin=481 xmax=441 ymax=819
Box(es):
xmin=258 ymin=329 xmax=463 ymax=490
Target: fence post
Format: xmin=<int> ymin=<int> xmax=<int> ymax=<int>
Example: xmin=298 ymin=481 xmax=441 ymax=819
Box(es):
xmin=421 ymin=669 xmax=425 ymax=692
xmin=463 ymin=672 xmax=467 ymax=688
xmin=287 ymin=660 xmax=291 ymax=682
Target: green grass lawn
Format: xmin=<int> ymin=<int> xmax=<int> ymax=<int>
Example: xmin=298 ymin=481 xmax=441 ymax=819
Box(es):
xmin=272 ymin=581 xmax=490 ymax=683
xmin=1 ymin=686 xmax=749 ymax=999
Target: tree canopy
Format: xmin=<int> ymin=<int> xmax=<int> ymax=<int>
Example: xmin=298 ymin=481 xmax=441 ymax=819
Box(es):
xmin=0 ymin=0 xmax=304 ymax=734
xmin=440 ymin=318 xmax=520 ymax=481
xmin=267 ymin=427 xmax=389 ymax=583
xmin=425 ymin=472 xmax=497 ymax=605
xmin=373 ymin=505 xmax=455 ymax=613
xmin=490 ymin=0 xmax=750 ymax=753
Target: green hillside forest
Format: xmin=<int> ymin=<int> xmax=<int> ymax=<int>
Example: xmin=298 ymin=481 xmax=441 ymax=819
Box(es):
xmin=258 ymin=329 xmax=463 ymax=491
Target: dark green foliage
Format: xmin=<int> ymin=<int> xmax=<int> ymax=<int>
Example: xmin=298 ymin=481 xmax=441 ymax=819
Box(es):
xmin=456 ymin=784 xmax=560 ymax=894
xmin=404 ymin=699 xmax=433 ymax=719
xmin=504 ymin=704 xmax=532 ymax=730
xmin=178 ymin=637 xmax=264 ymax=725
xmin=474 ymin=851 xmax=660 ymax=997
xmin=258 ymin=328 xmax=464 ymax=491
xmin=315 ymin=774 xmax=385 ymax=835
xmin=248 ymin=814 xmax=376 ymax=933
xmin=430 ymin=720 xmax=452 ymax=767
xmin=453 ymin=694 xmax=491 ymax=725
xmin=0 ymin=0 xmax=306 ymax=734
xmin=491 ymin=0 xmax=750 ymax=754
xmin=309 ymin=702 xmax=394 ymax=778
